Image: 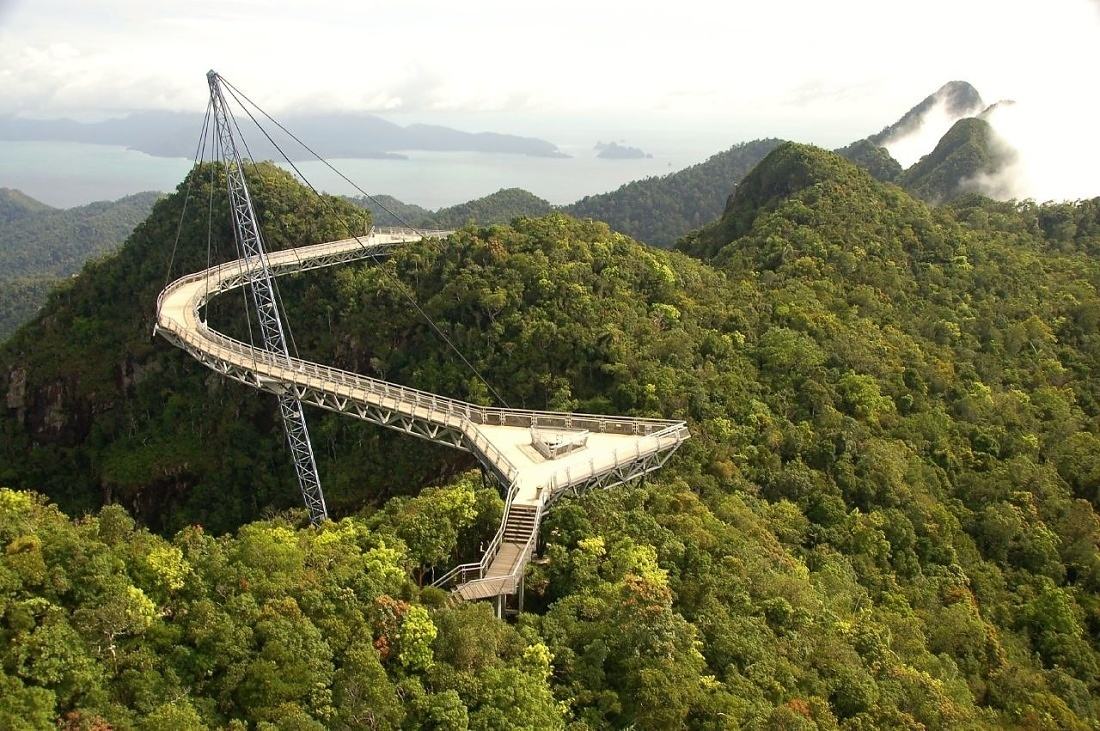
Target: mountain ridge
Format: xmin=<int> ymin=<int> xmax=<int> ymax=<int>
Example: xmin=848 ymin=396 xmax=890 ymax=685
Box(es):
xmin=868 ymin=80 xmax=985 ymax=147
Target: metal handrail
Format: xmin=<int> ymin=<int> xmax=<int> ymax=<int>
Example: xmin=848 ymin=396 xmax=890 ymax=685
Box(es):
xmin=156 ymin=233 xmax=686 ymax=442
xmin=431 ymin=479 xmax=521 ymax=589
xmin=446 ymin=493 xmax=545 ymax=596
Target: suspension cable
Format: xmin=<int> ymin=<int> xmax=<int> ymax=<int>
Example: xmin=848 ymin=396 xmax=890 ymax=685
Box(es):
xmin=216 ymin=90 xmax=304 ymax=360
xmin=218 ymin=76 xmax=510 ymax=408
xmin=164 ymin=99 xmax=212 ymax=290
xmin=203 ymin=120 xmax=216 ymax=314
xmin=219 ymin=75 xmax=428 ymax=235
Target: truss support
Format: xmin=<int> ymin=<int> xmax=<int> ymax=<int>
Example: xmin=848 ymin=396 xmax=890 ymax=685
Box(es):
xmin=207 ymin=70 xmax=328 ymax=524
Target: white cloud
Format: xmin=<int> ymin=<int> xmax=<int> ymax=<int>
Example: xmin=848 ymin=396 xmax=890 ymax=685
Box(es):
xmin=0 ymin=0 xmax=1098 ymax=200
xmin=881 ymin=96 xmax=979 ymax=169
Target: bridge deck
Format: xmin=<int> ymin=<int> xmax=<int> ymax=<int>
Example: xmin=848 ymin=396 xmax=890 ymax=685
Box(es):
xmin=155 ymin=228 xmax=689 ymax=601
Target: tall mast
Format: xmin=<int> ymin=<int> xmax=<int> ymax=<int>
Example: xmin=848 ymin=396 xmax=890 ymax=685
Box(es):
xmin=207 ymin=70 xmax=328 ymax=524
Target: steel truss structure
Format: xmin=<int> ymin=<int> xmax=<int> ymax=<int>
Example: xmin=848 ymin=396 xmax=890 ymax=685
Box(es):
xmin=207 ymin=71 xmax=327 ymax=524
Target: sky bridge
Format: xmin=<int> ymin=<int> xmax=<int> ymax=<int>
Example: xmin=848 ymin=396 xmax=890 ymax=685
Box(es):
xmin=155 ymin=72 xmax=688 ymax=612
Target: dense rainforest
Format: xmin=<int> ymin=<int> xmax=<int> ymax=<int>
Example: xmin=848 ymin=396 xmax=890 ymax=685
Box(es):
xmin=352 ymin=140 xmax=787 ymax=248
xmin=4 ymin=146 xmax=1100 ymax=728
xmin=0 ymin=189 xmax=160 ymax=340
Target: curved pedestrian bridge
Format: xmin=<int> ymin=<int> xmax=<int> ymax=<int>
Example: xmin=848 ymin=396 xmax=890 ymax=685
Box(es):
xmin=156 ymin=227 xmax=689 ymax=606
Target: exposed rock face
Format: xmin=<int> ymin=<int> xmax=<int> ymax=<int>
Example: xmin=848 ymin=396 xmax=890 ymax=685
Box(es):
xmin=42 ymin=382 xmax=67 ymax=434
xmin=5 ymin=367 xmax=27 ymax=421
xmin=121 ymin=356 xmax=158 ymax=392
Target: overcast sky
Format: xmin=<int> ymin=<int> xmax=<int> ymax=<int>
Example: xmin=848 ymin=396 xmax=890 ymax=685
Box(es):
xmin=1 ymin=1 xmax=1098 ymax=155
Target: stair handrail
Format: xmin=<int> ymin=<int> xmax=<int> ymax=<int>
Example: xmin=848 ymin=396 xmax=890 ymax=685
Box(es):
xmin=449 ymin=492 xmax=545 ymax=597
xmin=431 ymin=478 xmax=520 ymax=589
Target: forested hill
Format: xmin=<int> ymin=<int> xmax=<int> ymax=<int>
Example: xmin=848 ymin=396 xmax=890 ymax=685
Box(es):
xmin=563 ymin=138 xmax=784 ymax=247
xmin=899 ymin=117 xmax=1016 ymax=202
xmin=1 ymin=164 xmax=374 ymax=532
xmin=348 ymin=193 xmax=434 ymax=226
xmin=0 ymin=187 xmax=53 ymax=224
xmin=835 ymin=138 xmax=903 ymax=183
xmin=431 ymin=187 xmax=552 ymax=228
xmin=350 ymin=187 xmax=552 ymax=229
xmin=5 ymin=152 xmax=1100 ymax=726
xmin=0 ymin=190 xmax=160 ymax=340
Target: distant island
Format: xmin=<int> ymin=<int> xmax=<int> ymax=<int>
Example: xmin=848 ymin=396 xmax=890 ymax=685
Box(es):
xmin=595 ymin=141 xmax=652 ymax=159
xmin=0 ymin=110 xmax=569 ymax=160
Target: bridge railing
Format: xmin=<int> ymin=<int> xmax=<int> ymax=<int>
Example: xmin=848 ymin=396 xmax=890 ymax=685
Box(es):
xmin=435 ymin=492 xmax=546 ymax=597
xmin=158 ymin=232 xmax=684 ymax=436
xmin=371 ymin=226 xmax=454 ymax=239
xmin=543 ymin=421 xmax=689 ymax=497
xmin=162 ymin=293 xmax=681 ymax=445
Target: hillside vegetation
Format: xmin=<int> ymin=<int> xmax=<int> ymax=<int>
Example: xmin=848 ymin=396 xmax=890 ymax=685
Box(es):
xmin=0 ymin=187 xmax=53 ymax=224
xmin=4 ymin=149 xmax=1100 ymax=727
xmin=0 ymin=190 xmax=159 ymax=340
xmin=563 ymin=138 xmax=784 ymax=247
xmin=835 ymin=139 xmax=902 ymax=183
xmin=350 ymin=188 xmax=552 ymax=229
xmin=899 ymin=117 xmax=1015 ymax=203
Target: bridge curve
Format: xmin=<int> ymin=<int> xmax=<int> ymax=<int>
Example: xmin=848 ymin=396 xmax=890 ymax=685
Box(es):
xmin=155 ymin=227 xmax=689 ymax=606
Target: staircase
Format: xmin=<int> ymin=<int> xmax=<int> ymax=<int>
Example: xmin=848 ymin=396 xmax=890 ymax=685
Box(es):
xmin=448 ymin=501 xmax=541 ymax=604
xmin=502 ymin=503 xmax=538 ymax=543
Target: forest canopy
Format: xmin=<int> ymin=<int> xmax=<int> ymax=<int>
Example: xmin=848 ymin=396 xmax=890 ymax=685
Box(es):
xmin=3 ymin=148 xmax=1100 ymax=727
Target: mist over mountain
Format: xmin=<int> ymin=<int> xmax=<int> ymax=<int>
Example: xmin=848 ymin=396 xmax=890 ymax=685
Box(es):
xmin=0 ymin=110 xmax=567 ymax=159
xmin=899 ymin=117 xmax=1018 ymax=203
xmin=830 ymin=80 xmax=1032 ymax=205
xmin=869 ymin=80 xmax=986 ymax=166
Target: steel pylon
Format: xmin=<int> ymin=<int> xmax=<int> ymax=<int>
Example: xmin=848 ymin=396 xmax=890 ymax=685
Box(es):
xmin=207 ymin=70 xmax=328 ymax=524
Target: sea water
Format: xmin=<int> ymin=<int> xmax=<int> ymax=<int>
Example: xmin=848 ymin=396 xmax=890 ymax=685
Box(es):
xmin=0 ymin=140 xmax=706 ymax=210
